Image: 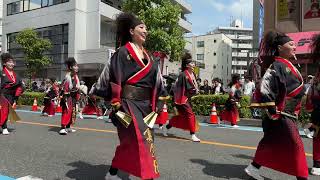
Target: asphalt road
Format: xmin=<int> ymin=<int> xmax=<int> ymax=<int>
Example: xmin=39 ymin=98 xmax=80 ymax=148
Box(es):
xmin=0 ymin=110 xmax=317 ymax=180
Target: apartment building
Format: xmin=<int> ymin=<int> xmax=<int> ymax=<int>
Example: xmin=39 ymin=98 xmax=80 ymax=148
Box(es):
xmin=2 ymin=0 xmax=192 ymax=84
xmin=185 ymin=33 xmax=232 ymax=85
xmin=209 ymin=20 xmax=258 ymax=77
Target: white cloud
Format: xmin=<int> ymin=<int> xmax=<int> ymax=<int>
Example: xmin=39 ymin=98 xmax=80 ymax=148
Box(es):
xmin=228 ymin=0 xmax=253 ymax=21
xmin=210 ymin=1 xmax=226 ymax=12
xmin=206 ymin=0 xmax=253 ymax=22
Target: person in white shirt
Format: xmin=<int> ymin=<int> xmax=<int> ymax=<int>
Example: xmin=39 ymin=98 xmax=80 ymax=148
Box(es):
xmin=243 ymin=77 xmax=255 ymax=96
xmin=78 ymin=81 xmax=88 ymax=119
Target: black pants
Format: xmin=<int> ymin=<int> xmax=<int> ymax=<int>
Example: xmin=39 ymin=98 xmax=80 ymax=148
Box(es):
xmin=1 ymin=119 xmax=8 ymax=129
xmin=251 ymin=162 xmax=308 ymax=180
xmin=61 ymin=121 xmax=72 ymax=129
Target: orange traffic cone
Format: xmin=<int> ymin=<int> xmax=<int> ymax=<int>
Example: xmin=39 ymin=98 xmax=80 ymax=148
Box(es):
xmin=32 ymin=98 xmax=38 ymax=111
xmin=160 ymin=103 xmax=168 ymax=121
xmin=56 ymin=100 xmax=62 ymax=113
xmin=156 ymin=103 xmax=169 ymax=125
xmin=209 ymin=103 xmax=219 ymax=124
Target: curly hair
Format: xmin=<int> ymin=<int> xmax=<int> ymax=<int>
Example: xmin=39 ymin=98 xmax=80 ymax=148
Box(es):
xmin=115 ymin=12 xmax=143 ymax=48
xmin=181 ymin=52 xmax=193 ymax=71
xmin=1 ymin=53 xmax=13 ymax=65
xmin=64 ymin=57 xmax=77 ymax=70
xmin=311 ymin=33 xmax=320 ymax=62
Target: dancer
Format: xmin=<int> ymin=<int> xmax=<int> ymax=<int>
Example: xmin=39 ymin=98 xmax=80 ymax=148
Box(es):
xmin=0 ymin=53 xmax=24 ymax=135
xmin=245 ymin=31 xmax=308 ymax=180
xmin=162 ymin=52 xmax=201 ymax=142
xmin=42 ymin=78 xmax=59 ymax=117
xmin=220 ymin=74 xmax=242 ymax=128
xmin=103 ymin=13 xmax=167 ymax=180
xmin=306 ymin=33 xmax=320 ymax=176
xmin=81 ymin=95 xmax=104 ymax=120
xmin=59 ymin=57 xmax=80 ymax=135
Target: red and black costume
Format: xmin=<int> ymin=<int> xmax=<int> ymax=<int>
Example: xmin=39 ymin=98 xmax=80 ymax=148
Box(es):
xmin=81 ymin=96 xmax=103 ymax=116
xmin=221 ymin=81 xmax=241 ymax=126
xmin=42 ymin=83 xmax=59 ymax=116
xmin=60 ymin=71 xmax=80 ymax=129
xmin=0 ymin=67 xmax=23 ymax=129
xmin=250 ymin=56 xmax=308 ymax=179
xmin=166 ymin=70 xmax=199 ymax=134
xmin=107 ymin=42 xmax=166 ymax=179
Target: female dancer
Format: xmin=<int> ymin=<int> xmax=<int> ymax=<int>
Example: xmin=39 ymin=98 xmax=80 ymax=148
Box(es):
xmin=246 ymin=31 xmax=308 ymax=180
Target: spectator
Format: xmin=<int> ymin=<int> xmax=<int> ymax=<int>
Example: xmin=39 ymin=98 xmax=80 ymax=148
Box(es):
xmin=38 ymin=81 xmax=46 ymax=92
xmin=196 ymin=78 xmax=202 ymax=88
xmin=212 ymin=78 xmax=224 ymax=94
xmin=32 ymin=81 xmax=39 ymax=92
xmin=305 ymin=75 xmax=314 ymax=95
xmin=243 ymin=76 xmax=255 ymax=96
xmin=200 ymin=79 xmax=211 ymax=94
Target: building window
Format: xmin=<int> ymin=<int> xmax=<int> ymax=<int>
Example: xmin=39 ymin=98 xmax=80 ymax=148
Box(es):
xmin=7 ymin=24 xmax=69 ymax=67
xmin=7 ymin=0 xmax=69 ymax=16
xmin=197 ymin=41 xmax=204 ymax=47
xmin=197 ymin=54 xmax=204 ymax=60
xmin=30 ymin=0 xmax=41 ymax=10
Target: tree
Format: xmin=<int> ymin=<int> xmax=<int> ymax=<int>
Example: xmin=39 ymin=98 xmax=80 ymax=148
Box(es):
xmin=123 ymin=0 xmax=186 ymax=61
xmin=15 ymin=28 xmax=52 ymax=80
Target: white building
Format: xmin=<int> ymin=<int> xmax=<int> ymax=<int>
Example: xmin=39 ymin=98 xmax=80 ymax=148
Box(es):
xmin=209 ymin=20 xmax=258 ymax=77
xmin=185 ymin=34 xmax=232 ymax=85
xmin=2 ymin=0 xmax=192 ymax=85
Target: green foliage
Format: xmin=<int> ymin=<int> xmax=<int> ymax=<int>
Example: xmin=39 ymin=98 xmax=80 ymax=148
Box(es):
xmin=167 ymin=94 xmax=252 ymax=118
xmin=298 ymin=96 xmax=311 ymax=125
xmin=123 ymin=0 xmax=186 ymax=61
xmin=15 ymin=28 xmax=52 ymax=80
xmin=17 ymin=92 xmax=45 ymax=106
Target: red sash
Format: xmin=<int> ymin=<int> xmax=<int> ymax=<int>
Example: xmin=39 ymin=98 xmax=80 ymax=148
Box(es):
xmin=184 ymin=70 xmax=196 ymax=89
xmin=125 ymin=42 xmax=153 ymax=84
xmin=275 ymin=57 xmax=304 ymax=98
xmin=3 ymin=67 xmax=16 ymax=84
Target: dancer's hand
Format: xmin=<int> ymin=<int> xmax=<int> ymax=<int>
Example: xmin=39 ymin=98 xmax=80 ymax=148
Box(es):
xmin=111 ymin=102 xmax=121 ymax=110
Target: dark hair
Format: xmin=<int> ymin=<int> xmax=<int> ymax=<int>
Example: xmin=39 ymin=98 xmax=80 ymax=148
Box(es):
xmin=1 ymin=53 xmax=13 ymax=65
xmin=311 ymin=34 xmax=320 ymax=62
xmin=115 ymin=12 xmax=143 ymax=48
xmin=49 ymin=78 xmax=56 ymax=84
xmin=64 ymin=57 xmax=77 ymax=70
xmin=258 ymin=30 xmax=291 ymax=75
xmin=229 ymin=74 xmax=240 ymax=87
xmin=181 ymin=52 xmax=193 ymax=71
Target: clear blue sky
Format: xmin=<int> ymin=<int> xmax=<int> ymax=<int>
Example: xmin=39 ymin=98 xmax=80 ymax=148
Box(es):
xmin=185 ymin=0 xmax=253 ymax=35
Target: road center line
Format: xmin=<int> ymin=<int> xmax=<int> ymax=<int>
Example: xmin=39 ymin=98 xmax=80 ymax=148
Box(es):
xmin=16 ymin=120 xmax=313 ymax=157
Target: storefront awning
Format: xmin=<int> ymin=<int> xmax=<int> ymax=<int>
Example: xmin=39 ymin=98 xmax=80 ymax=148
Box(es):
xmin=287 ymin=31 xmax=320 ymax=54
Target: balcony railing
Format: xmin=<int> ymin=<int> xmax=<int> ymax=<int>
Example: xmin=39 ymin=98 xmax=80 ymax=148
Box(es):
xmin=101 ymin=0 xmax=121 ymax=10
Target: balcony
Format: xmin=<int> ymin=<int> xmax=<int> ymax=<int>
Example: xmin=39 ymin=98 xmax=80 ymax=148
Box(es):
xmin=100 ymin=1 xmax=122 ymax=21
xmin=171 ymin=0 xmax=192 ymax=14
xmin=232 ymin=52 xmax=247 ymax=57
xmin=232 ymin=60 xmax=247 ymax=66
xmin=232 ymin=43 xmax=252 ymax=49
xmin=77 ymin=48 xmax=115 ymax=65
xmin=179 ymin=18 xmax=192 ymax=33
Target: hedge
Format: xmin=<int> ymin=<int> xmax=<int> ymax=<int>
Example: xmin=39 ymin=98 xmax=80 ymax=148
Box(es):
xmin=190 ymin=94 xmax=252 ymax=118
xmin=16 ymin=92 xmax=310 ymax=123
xmin=17 ymin=92 xmax=45 ymax=106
